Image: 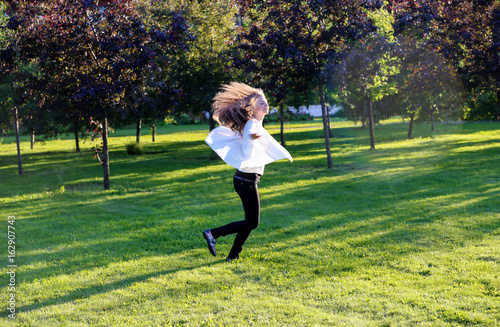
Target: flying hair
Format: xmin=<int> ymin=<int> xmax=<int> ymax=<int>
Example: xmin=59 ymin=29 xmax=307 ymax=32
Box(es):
xmin=212 ymin=82 xmax=265 ymax=134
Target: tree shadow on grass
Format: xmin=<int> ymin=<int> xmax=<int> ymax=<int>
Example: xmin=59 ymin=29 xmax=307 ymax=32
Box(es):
xmin=0 ymin=258 xmax=220 ymax=318
xmin=10 ymin=183 xmax=233 ymax=283
xmin=246 ymin=131 xmax=500 ymax=271
xmin=2 ymin=121 xmax=499 ymax=317
xmin=0 ymin=137 xmax=218 ymax=199
xmin=246 ymin=180 xmax=499 ymax=279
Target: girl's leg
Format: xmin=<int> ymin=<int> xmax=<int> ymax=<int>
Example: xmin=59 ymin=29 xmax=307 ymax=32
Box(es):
xmin=209 ymin=172 xmax=260 ymax=259
xmin=227 ymin=179 xmax=260 ymax=259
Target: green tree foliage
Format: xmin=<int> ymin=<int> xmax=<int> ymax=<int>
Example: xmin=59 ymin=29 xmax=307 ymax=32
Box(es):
xmin=130 ymin=0 xmax=196 ymax=141
xmin=175 ymin=0 xmax=238 ymax=130
xmin=336 ymin=4 xmax=399 ymax=149
xmin=465 ymin=88 xmax=498 ymax=121
xmin=338 ymin=36 xmax=399 ymax=149
xmin=0 ymin=1 xmax=13 ymax=136
xmin=134 ymin=0 xmax=238 ymax=132
xmin=339 ymin=3 xmax=465 ymax=143
xmin=0 ymin=79 xmax=13 ymax=136
xmin=235 ymin=0 xmax=375 ymax=167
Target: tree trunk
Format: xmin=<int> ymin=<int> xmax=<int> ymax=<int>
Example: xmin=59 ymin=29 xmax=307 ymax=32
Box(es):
xmin=408 ymin=113 xmax=415 ymax=139
xmin=209 ymin=112 xmax=216 ymax=131
xmin=102 ymin=117 xmax=110 ymax=190
xmin=136 ymin=117 xmax=141 ymax=144
xmin=280 ymin=102 xmax=285 ymax=146
xmin=151 ymin=119 xmax=156 ymax=142
xmin=367 ymin=98 xmax=375 ymax=150
xmin=431 ymin=109 xmax=435 ymax=132
xmin=497 ymin=88 xmax=500 ymax=121
xmin=209 ymin=112 xmax=217 ymax=159
xmin=74 ymin=120 xmax=80 ymax=153
xmin=326 ymin=105 xmax=332 ymax=138
xmin=496 ymin=67 xmax=500 ymax=120
xmin=30 ymin=128 xmax=35 ymax=149
xmin=361 ymin=109 xmax=366 ymax=129
xmin=14 ymin=107 xmax=23 ymax=175
xmin=319 ymin=85 xmax=333 ymax=169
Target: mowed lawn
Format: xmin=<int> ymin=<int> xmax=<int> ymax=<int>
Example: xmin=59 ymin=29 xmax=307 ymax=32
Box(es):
xmin=1 ymin=118 xmax=499 ymax=326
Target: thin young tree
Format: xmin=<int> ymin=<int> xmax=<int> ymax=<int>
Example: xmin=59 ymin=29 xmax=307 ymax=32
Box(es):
xmin=338 ymin=37 xmax=399 ymax=150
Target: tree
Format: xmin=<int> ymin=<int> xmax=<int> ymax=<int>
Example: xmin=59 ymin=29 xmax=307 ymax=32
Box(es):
xmin=5 ymin=0 xmax=190 ymax=189
xmin=133 ymin=0 xmax=238 ymax=136
xmin=0 ymin=1 xmax=13 ymax=137
xmin=0 ymin=24 xmax=41 ymax=174
xmin=172 ymin=0 xmax=238 ymax=132
xmin=128 ymin=0 xmax=196 ymax=143
xmin=336 ymin=4 xmax=399 ymax=150
xmin=393 ymin=37 xmax=463 ymax=139
xmin=339 ymin=2 xmax=464 ymax=142
xmin=234 ymin=1 xmax=308 ymax=146
xmin=392 ymin=0 xmax=500 ymax=120
xmin=338 ymin=36 xmax=399 ymax=150
xmin=235 ymin=0 xmax=375 ymax=168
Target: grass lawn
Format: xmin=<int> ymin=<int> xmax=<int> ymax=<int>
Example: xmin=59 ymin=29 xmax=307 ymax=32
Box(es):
xmin=1 ymin=118 xmax=499 ymax=326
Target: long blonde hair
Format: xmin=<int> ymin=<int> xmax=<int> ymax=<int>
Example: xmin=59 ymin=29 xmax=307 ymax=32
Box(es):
xmin=212 ymin=82 xmax=265 ymax=134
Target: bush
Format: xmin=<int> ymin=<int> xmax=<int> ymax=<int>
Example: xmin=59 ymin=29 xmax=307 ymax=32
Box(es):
xmin=465 ymin=90 xmax=498 ymax=121
xmin=125 ymin=141 xmax=144 ymax=155
xmin=165 ymin=113 xmax=196 ymax=125
xmin=331 ymin=108 xmax=346 ymax=118
xmin=264 ymin=109 xmax=313 ymax=123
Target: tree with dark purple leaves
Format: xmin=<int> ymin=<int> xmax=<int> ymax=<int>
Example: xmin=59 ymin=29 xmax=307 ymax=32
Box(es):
xmin=392 ymin=36 xmax=463 ymax=139
xmin=2 ymin=0 xmax=191 ymax=189
xmin=392 ymin=0 xmax=500 ymax=120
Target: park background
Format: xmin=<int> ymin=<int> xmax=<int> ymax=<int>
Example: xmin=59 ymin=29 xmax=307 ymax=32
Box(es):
xmin=1 ymin=0 xmax=499 ymax=326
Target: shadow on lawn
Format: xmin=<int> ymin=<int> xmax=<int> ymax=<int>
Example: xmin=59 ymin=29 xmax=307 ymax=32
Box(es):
xmin=2 ymin=121 xmax=499 ymax=312
xmin=0 ymin=259 xmax=220 ymax=318
xmin=0 ymin=137 xmax=214 ymax=197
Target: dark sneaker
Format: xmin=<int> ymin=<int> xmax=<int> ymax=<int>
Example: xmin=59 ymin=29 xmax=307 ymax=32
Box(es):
xmin=202 ymin=230 xmax=216 ymax=256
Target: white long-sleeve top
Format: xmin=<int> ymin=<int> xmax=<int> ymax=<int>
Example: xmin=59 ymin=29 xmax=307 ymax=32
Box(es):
xmin=205 ymin=118 xmax=293 ymax=175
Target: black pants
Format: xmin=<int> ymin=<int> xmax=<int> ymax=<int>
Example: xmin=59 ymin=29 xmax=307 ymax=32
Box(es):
xmin=210 ymin=170 xmax=261 ymax=258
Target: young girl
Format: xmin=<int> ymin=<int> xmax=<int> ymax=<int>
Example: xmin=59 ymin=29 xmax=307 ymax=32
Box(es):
xmin=203 ymin=82 xmax=293 ymax=261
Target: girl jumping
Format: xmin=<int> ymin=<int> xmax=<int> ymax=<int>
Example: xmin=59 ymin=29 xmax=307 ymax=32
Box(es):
xmin=203 ymin=82 xmax=293 ymax=261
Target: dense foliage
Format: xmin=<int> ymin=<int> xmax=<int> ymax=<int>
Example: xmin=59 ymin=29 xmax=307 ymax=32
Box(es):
xmin=234 ymin=0 xmax=376 ymax=164
xmin=0 ymin=0 xmax=498 ymax=174
xmin=392 ymin=0 xmax=499 ymax=120
xmin=1 ymin=0 xmax=191 ymax=187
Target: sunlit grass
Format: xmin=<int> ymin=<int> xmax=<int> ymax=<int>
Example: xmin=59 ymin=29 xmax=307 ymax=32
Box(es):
xmin=0 ymin=118 xmax=499 ymax=326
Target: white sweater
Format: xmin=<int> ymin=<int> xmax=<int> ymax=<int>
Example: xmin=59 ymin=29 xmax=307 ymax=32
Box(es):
xmin=205 ymin=119 xmax=292 ymax=175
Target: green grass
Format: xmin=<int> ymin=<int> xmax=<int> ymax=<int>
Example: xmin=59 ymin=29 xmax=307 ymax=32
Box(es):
xmin=1 ymin=118 xmax=499 ymax=326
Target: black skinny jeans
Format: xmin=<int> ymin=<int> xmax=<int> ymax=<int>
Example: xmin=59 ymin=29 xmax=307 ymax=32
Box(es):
xmin=210 ymin=170 xmax=261 ymax=258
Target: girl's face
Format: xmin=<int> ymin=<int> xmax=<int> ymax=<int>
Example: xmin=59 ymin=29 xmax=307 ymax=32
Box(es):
xmin=252 ymin=96 xmax=269 ymax=120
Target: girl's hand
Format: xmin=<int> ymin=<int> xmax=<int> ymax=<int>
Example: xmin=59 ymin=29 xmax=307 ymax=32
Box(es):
xmin=250 ymin=133 xmax=262 ymax=140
